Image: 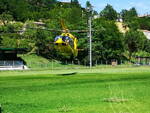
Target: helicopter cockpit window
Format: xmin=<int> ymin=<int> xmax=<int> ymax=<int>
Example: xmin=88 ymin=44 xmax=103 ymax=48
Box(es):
xmin=62 ymin=36 xmax=66 ymax=42
xmin=54 ymin=36 xmax=61 ymax=42
xmin=62 ymin=36 xmax=72 ymax=42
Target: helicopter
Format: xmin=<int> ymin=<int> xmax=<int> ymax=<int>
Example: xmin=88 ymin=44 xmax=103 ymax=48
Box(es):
xmin=27 ymin=20 xmax=87 ymax=58
xmin=54 ymin=20 xmax=78 ymax=58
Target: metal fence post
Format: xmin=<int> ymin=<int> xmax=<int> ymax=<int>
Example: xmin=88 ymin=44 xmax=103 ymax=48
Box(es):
xmin=96 ymin=60 xmax=97 ymax=67
xmin=52 ymin=60 xmax=53 ymax=70
xmin=13 ymin=60 xmax=14 ymax=67
xmin=78 ymin=60 xmax=80 ymax=65
xmin=84 ymin=60 xmax=86 ymax=67
xmin=106 ymin=60 xmax=107 ymax=65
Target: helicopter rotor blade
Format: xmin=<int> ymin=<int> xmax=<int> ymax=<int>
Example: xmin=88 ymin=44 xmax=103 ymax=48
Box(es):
xmin=24 ymin=27 xmax=91 ymax=33
xmin=26 ymin=27 xmax=87 ymax=32
xmin=0 ymin=33 xmax=20 ymax=36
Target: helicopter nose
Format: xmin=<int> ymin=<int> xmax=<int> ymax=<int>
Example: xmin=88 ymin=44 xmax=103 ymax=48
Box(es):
xmin=55 ymin=38 xmax=63 ymax=44
xmin=55 ymin=38 xmax=66 ymax=46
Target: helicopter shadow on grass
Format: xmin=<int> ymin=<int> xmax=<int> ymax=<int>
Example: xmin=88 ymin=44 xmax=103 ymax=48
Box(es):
xmin=57 ymin=72 xmax=78 ymax=76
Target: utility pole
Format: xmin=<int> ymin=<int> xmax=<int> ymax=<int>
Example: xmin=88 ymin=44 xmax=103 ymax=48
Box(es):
xmin=87 ymin=4 xmax=93 ymax=68
xmin=89 ymin=16 xmax=92 ymax=68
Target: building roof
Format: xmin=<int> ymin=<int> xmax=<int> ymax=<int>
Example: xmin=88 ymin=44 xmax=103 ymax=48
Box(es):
xmin=141 ymin=30 xmax=150 ymax=40
xmin=0 ymin=48 xmax=26 ymax=51
xmin=138 ymin=14 xmax=150 ymax=18
xmin=0 ymin=48 xmax=26 ymax=53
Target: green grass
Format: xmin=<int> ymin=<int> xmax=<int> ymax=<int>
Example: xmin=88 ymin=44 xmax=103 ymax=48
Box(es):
xmin=0 ymin=67 xmax=150 ymax=113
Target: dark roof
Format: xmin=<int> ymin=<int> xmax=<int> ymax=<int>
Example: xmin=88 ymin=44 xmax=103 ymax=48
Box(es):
xmin=135 ymin=56 xmax=150 ymax=58
xmin=0 ymin=48 xmax=27 ymax=53
xmin=0 ymin=48 xmax=26 ymax=51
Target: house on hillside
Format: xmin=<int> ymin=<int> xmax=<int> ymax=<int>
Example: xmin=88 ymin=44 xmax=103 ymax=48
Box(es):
xmin=138 ymin=14 xmax=150 ymax=18
xmin=142 ymin=30 xmax=150 ymax=40
xmin=57 ymin=1 xmax=80 ymax=8
xmin=57 ymin=1 xmax=71 ymax=7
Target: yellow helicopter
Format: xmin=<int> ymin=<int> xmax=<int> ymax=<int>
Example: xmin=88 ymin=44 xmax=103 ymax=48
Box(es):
xmin=54 ymin=32 xmax=78 ymax=57
xmin=54 ymin=20 xmax=79 ymax=58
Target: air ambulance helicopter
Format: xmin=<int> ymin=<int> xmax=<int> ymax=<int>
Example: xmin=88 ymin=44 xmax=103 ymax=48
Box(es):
xmin=31 ymin=20 xmax=86 ymax=58
xmin=54 ymin=20 xmax=78 ymax=58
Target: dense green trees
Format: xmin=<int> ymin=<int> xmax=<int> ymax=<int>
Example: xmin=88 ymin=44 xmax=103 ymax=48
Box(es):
xmin=120 ymin=7 xmax=140 ymax=30
xmin=0 ymin=0 xmax=57 ymax=21
xmin=100 ymin=4 xmax=118 ymax=21
xmin=124 ymin=30 xmax=146 ymax=59
xmin=1 ymin=1 xmax=150 ymax=64
xmin=0 ymin=13 xmax=13 ymax=25
xmin=92 ymin=18 xmax=124 ymax=62
xmin=138 ymin=17 xmax=150 ymax=30
xmin=120 ymin=7 xmax=137 ymax=22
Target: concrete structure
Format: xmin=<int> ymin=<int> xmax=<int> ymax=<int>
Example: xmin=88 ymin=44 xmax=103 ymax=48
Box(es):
xmin=93 ymin=15 xmax=100 ymax=19
xmin=0 ymin=64 xmax=28 ymax=70
xmin=0 ymin=48 xmax=28 ymax=70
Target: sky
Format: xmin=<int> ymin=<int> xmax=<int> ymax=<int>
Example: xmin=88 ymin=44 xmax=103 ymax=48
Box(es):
xmin=60 ymin=0 xmax=150 ymax=15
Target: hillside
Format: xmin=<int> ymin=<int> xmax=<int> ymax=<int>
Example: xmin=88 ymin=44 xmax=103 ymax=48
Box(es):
xmin=20 ymin=54 xmax=60 ymax=69
xmin=19 ymin=54 xmax=85 ymax=69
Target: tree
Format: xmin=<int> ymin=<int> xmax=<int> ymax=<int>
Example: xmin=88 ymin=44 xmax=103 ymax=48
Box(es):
xmin=120 ymin=7 xmax=138 ymax=22
xmin=71 ymin=0 xmax=79 ymax=4
xmin=143 ymin=38 xmax=150 ymax=53
xmin=0 ymin=36 xmax=2 ymax=46
xmin=92 ymin=18 xmax=124 ymax=63
xmin=120 ymin=7 xmax=139 ymax=30
xmin=85 ymin=1 xmax=93 ymax=17
xmin=10 ymin=0 xmax=30 ymax=21
xmin=138 ymin=17 xmax=150 ymax=30
xmin=129 ymin=7 xmax=138 ymax=17
xmin=71 ymin=0 xmax=80 ymax=7
xmin=120 ymin=9 xmax=128 ymax=21
xmin=124 ymin=30 xmax=146 ymax=59
xmin=0 ymin=0 xmax=8 ymax=14
xmin=127 ymin=17 xmax=140 ymax=30
xmin=0 ymin=13 xmax=13 ymax=25
xmin=100 ymin=4 xmax=117 ymax=20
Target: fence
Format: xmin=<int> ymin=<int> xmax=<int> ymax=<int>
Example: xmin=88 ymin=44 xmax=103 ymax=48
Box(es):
xmin=25 ymin=59 xmax=150 ymax=70
xmin=0 ymin=61 xmax=24 ymax=70
xmin=1 ymin=59 xmax=150 ymax=70
xmin=0 ymin=60 xmax=24 ymax=66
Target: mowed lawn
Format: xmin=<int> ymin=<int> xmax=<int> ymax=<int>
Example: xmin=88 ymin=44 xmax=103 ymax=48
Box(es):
xmin=0 ymin=67 xmax=150 ymax=113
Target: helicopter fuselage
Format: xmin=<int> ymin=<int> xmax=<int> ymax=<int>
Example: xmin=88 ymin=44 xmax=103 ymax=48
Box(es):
xmin=54 ymin=33 xmax=78 ymax=58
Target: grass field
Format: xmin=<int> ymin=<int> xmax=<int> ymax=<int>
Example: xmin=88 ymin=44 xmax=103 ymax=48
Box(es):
xmin=0 ymin=67 xmax=150 ymax=113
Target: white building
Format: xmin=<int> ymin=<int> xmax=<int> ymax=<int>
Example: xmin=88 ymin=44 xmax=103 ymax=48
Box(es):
xmin=142 ymin=30 xmax=150 ymax=40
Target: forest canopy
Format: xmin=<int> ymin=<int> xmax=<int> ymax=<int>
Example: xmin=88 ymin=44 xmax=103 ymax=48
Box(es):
xmin=0 ymin=0 xmax=150 ymax=64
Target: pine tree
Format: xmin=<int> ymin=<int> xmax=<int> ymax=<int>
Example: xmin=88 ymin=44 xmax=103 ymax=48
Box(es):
xmin=100 ymin=4 xmax=118 ymax=20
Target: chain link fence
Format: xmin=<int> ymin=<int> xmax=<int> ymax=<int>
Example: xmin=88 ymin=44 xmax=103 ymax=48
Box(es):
xmin=25 ymin=59 xmax=150 ymax=70
xmin=1 ymin=58 xmax=150 ymax=70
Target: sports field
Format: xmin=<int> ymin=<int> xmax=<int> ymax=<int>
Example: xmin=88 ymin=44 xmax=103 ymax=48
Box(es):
xmin=0 ymin=67 xmax=150 ymax=113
